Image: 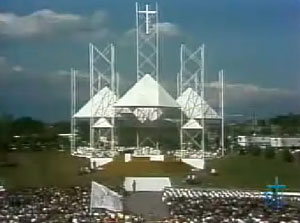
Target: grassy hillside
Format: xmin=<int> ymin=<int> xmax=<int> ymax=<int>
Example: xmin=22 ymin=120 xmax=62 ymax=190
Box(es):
xmin=206 ymin=154 xmax=300 ymax=190
xmin=0 ymin=151 xmax=190 ymax=189
xmin=1 ymin=151 xmax=300 ymax=190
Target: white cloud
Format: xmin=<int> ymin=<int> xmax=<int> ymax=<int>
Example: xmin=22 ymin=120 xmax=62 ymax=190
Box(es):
xmin=156 ymin=22 xmax=181 ymax=37
xmin=0 ymin=56 xmax=24 ymax=75
xmin=208 ymin=81 xmax=293 ymax=96
xmin=12 ymin=65 xmax=23 ymax=72
xmin=119 ymin=22 xmax=181 ymax=46
xmin=0 ymin=56 xmax=7 ymax=66
xmin=118 ymin=29 xmax=135 ymax=46
xmin=53 ymin=69 xmax=89 ymax=80
xmin=0 ymin=9 xmax=109 ymax=39
xmin=0 ymin=56 xmax=11 ymax=74
xmin=206 ymin=81 xmax=297 ymax=111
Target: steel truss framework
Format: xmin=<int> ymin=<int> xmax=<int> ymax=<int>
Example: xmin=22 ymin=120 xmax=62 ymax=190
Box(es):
xmin=136 ymin=3 xmax=159 ymax=81
xmin=136 ymin=132 xmax=158 ymax=150
xmin=89 ymin=43 xmax=116 ymax=151
xmin=71 ymin=69 xmax=92 ymax=154
xmin=179 ymin=44 xmax=206 ymax=156
xmin=182 ymin=129 xmax=202 ymax=153
xmin=134 ymin=3 xmax=161 ymax=150
xmin=70 ymin=3 xmax=224 ymax=163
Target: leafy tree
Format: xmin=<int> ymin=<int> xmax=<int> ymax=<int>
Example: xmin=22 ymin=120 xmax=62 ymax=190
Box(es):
xmin=295 ymin=151 xmax=300 ymax=163
xmin=264 ymin=147 xmax=275 ymax=159
xmin=12 ymin=117 xmax=45 ymax=135
xmin=270 ymin=114 xmax=300 ymax=135
xmin=239 ymin=149 xmax=246 ymax=155
xmin=0 ymin=114 xmax=13 ymax=161
xmin=257 ymin=119 xmax=267 ymax=127
xmin=250 ymin=146 xmax=261 ymax=156
xmin=260 ymin=126 xmax=272 ymax=135
xmin=52 ymin=121 xmax=70 ymax=134
xmin=282 ymin=149 xmax=294 ymax=163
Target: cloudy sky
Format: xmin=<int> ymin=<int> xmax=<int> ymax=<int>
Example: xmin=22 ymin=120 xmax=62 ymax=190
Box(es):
xmin=0 ymin=0 xmax=300 ymax=122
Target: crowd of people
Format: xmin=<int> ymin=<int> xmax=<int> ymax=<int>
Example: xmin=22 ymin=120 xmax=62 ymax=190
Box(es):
xmin=0 ymin=187 xmax=144 ymax=223
xmin=162 ymin=188 xmax=300 ymax=222
xmin=1 ymin=186 xmax=300 ymax=223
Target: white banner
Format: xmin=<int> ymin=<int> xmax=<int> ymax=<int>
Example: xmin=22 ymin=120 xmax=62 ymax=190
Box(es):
xmin=90 ymin=181 xmax=123 ymax=212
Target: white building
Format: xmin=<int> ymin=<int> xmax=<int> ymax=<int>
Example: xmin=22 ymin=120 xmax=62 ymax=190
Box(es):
xmin=270 ymin=137 xmax=300 ymax=148
xmin=237 ymin=136 xmax=270 ymax=148
xmin=237 ymin=136 xmax=300 ymax=148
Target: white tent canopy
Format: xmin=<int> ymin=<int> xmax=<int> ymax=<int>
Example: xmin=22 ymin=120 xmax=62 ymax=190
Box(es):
xmin=177 ymin=87 xmax=220 ymax=119
xmin=114 ymin=74 xmax=179 ymax=108
xmin=93 ymin=118 xmax=112 ymax=128
xmin=182 ymin=119 xmax=203 ymax=130
xmin=74 ymin=87 xmax=117 ymax=118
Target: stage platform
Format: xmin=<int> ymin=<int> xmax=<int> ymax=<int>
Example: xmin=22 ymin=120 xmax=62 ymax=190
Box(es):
xmin=124 ymin=153 xmax=164 ymax=162
xmin=124 ymin=177 xmax=171 ymax=192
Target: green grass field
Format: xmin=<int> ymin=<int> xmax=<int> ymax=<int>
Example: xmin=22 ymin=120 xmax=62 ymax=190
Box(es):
xmin=0 ymin=151 xmax=190 ymax=189
xmin=1 ymin=151 xmax=300 ymax=190
xmin=206 ymin=155 xmax=300 ymax=190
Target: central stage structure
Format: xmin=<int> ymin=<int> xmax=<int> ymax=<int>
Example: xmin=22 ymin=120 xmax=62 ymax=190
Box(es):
xmin=70 ymin=3 xmax=225 ymax=169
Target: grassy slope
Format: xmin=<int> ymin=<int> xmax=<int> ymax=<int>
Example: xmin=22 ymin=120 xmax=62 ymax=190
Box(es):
xmin=1 ymin=151 xmax=300 ymax=190
xmin=0 ymin=151 xmax=190 ymax=189
xmin=206 ymin=154 xmax=300 ymax=190
xmin=0 ymin=151 xmax=89 ymax=188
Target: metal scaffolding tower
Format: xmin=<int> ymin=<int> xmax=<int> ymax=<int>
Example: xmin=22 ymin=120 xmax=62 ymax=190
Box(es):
xmin=89 ymin=43 xmax=116 ymax=150
xmin=179 ymin=44 xmax=205 ymax=159
xmin=134 ymin=3 xmax=161 ymax=150
xmin=136 ymin=2 xmax=159 ymax=81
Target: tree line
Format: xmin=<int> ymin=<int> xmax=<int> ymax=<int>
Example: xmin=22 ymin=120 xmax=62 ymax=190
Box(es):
xmin=0 ymin=114 xmax=70 ymax=155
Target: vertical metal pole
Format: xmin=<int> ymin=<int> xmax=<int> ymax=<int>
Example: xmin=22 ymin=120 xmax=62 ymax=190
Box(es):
xmin=252 ymin=112 xmax=257 ymax=134
xmin=89 ymin=43 xmax=94 ymax=149
xmin=156 ymin=2 xmax=159 ymax=82
xmin=195 ymin=47 xmax=200 ymax=94
xmin=71 ymin=68 xmax=74 ymax=154
xmin=116 ymin=72 xmax=120 ymax=99
xmin=176 ymin=73 xmax=179 ymax=98
xmin=136 ymin=130 xmax=140 ymax=149
xmin=180 ymin=44 xmax=184 ymax=158
xmin=201 ymin=44 xmax=205 ymax=167
xmin=71 ymin=68 xmax=77 ymax=155
xmin=219 ymin=70 xmax=225 ymax=157
xmin=74 ymin=70 xmax=77 ymax=153
xmin=111 ymin=44 xmax=115 ymax=151
xmin=136 ymin=2 xmax=139 ymax=81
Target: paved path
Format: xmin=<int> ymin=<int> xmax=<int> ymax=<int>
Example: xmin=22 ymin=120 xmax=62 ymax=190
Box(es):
xmin=124 ymin=192 xmax=169 ymax=221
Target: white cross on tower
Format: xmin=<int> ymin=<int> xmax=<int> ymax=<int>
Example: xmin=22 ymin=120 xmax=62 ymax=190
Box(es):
xmin=138 ymin=4 xmax=157 ymax=34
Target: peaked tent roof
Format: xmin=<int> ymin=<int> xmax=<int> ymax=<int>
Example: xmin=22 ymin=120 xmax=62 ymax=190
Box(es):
xmin=182 ymin=119 xmax=203 ymax=130
xmin=176 ymin=88 xmax=220 ymax=119
xmin=74 ymin=87 xmax=117 ymax=118
xmin=114 ymin=74 xmax=179 ymax=108
xmin=93 ymin=118 xmax=112 ymax=128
